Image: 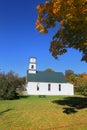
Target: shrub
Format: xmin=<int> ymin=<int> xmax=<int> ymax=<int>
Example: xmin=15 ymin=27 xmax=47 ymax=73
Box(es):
xmin=75 ymin=85 xmax=87 ymax=96
xmin=0 ymin=71 xmax=20 ymax=100
xmin=0 ymin=79 xmax=18 ymax=100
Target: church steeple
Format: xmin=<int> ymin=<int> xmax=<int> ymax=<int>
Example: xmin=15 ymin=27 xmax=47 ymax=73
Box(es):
xmin=28 ymin=57 xmax=36 ymax=74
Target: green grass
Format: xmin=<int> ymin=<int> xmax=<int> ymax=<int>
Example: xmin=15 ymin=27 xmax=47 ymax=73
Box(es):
xmin=0 ymin=95 xmax=87 ymax=130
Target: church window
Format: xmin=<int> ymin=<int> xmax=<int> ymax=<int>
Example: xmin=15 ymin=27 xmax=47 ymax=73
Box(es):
xmin=31 ymin=65 xmax=34 ymax=69
xmin=37 ymin=85 xmax=39 ymax=91
xmin=59 ymin=84 xmax=61 ymax=91
xmin=48 ymin=84 xmax=51 ymax=91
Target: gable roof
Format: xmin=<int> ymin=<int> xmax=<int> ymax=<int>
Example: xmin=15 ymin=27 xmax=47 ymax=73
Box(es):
xmin=27 ymin=71 xmax=67 ymax=83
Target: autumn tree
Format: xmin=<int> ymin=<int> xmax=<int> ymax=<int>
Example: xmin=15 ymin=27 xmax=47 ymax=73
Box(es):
xmin=75 ymin=75 xmax=87 ymax=96
xmin=65 ymin=69 xmax=74 ymax=77
xmin=80 ymin=73 xmax=87 ymax=79
xmin=44 ymin=68 xmax=55 ymax=72
xmin=36 ymin=0 xmax=87 ymax=61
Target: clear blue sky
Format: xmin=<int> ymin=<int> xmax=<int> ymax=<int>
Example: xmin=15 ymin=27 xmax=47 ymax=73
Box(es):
xmin=0 ymin=0 xmax=87 ymax=77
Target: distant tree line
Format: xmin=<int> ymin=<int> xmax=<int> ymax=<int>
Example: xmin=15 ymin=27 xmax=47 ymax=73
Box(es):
xmin=0 ymin=71 xmax=26 ymax=100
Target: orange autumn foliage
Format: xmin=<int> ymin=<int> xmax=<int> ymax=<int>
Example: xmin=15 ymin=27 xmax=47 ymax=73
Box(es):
xmin=82 ymin=74 xmax=87 ymax=79
xmin=36 ymin=0 xmax=87 ymax=61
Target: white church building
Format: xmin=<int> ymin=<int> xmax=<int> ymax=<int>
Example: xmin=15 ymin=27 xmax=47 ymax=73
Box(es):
xmin=26 ymin=57 xmax=74 ymax=96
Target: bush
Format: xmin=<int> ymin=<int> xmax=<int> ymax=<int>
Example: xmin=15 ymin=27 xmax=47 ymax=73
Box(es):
xmin=0 ymin=79 xmax=19 ymax=100
xmin=0 ymin=71 xmax=20 ymax=100
xmin=75 ymin=86 xmax=87 ymax=96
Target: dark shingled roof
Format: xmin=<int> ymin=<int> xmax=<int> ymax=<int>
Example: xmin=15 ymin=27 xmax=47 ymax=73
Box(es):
xmin=27 ymin=71 xmax=67 ymax=83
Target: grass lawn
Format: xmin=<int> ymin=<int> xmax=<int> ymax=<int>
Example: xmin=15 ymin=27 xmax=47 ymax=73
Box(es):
xmin=0 ymin=95 xmax=87 ymax=130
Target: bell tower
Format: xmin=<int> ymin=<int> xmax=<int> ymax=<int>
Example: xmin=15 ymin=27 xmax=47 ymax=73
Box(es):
xmin=28 ymin=57 xmax=36 ymax=74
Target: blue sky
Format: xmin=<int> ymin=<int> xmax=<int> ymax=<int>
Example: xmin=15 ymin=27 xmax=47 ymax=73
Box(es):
xmin=0 ymin=0 xmax=87 ymax=77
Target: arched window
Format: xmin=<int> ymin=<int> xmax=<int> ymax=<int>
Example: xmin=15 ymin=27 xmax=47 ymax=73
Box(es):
xmin=37 ymin=84 xmax=39 ymax=91
xmin=48 ymin=84 xmax=51 ymax=91
xmin=59 ymin=84 xmax=61 ymax=91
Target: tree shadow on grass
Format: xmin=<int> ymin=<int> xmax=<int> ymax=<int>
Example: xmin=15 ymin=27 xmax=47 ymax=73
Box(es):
xmin=0 ymin=108 xmax=12 ymax=115
xmin=52 ymin=96 xmax=87 ymax=114
xmin=63 ymin=107 xmax=78 ymax=114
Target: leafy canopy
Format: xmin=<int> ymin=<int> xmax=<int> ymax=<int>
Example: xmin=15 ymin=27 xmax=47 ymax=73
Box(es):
xmin=36 ymin=0 xmax=87 ymax=61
